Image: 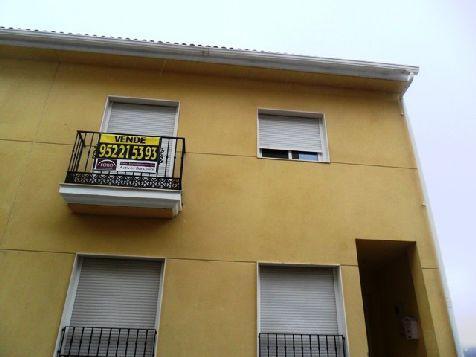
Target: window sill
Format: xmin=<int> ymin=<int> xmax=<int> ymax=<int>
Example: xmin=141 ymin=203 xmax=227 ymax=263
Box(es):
xmin=257 ymin=156 xmax=330 ymax=164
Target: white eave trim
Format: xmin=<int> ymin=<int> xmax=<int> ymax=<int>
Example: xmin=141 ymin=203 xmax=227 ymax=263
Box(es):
xmin=59 ymin=183 xmax=182 ymax=214
xmin=0 ymin=28 xmax=419 ymax=82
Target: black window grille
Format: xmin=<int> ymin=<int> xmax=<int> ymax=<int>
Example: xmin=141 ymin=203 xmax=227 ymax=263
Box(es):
xmin=56 ymin=326 xmax=157 ymax=357
xmin=259 ymin=333 xmax=346 ymax=357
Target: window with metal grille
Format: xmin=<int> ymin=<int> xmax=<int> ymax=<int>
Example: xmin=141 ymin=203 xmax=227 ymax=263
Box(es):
xmin=56 ymin=257 xmax=162 ymax=357
xmin=258 ymin=265 xmax=346 ymax=357
xmin=102 ymin=98 xmax=179 ymax=178
xmin=258 ymin=110 xmax=329 ymax=162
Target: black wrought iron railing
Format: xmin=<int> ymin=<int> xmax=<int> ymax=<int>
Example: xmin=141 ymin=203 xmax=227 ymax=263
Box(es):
xmin=57 ymin=326 xmax=157 ymax=357
xmin=259 ymin=333 xmax=346 ymax=357
xmin=65 ymin=130 xmax=186 ymax=190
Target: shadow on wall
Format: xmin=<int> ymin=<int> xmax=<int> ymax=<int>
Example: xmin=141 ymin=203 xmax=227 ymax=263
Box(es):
xmin=356 ymin=239 xmax=426 ymax=357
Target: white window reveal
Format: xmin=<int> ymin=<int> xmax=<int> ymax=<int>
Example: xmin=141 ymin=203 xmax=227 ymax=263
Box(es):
xmin=102 ymin=99 xmax=179 ymax=177
xmin=57 ymin=257 xmax=163 ymax=357
xmin=258 ymin=110 xmax=329 ymax=162
xmin=259 ymin=266 xmax=346 ymax=356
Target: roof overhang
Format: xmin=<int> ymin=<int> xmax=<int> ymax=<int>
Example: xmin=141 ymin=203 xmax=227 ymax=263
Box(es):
xmin=0 ymin=27 xmax=418 ymax=86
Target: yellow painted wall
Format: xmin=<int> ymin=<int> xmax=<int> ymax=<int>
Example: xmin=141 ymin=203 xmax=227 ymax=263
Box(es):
xmin=0 ymin=250 xmax=75 ymax=357
xmin=0 ymin=52 xmax=456 ymax=356
xmin=408 ymin=246 xmax=457 ymax=356
xmin=340 ymin=266 xmax=369 ymax=357
xmin=158 ymin=259 xmax=257 ymax=357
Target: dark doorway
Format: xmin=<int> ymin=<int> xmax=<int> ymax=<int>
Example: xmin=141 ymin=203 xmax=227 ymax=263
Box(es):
xmin=356 ymin=240 xmax=427 ymax=357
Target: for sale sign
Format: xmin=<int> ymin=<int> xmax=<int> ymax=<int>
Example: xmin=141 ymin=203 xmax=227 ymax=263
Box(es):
xmin=93 ymin=133 xmax=161 ymax=173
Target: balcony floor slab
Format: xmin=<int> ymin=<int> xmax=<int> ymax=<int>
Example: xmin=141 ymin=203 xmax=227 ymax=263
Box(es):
xmin=59 ymin=183 xmax=182 ymax=218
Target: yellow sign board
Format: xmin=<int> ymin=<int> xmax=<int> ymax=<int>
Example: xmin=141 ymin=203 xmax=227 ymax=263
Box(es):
xmin=99 ymin=133 xmax=160 ymax=146
xmin=94 ymin=133 xmax=161 ymax=163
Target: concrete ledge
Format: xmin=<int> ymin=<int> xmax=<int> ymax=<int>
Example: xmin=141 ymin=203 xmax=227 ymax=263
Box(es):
xmin=59 ymin=183 xmax=182 ymax=218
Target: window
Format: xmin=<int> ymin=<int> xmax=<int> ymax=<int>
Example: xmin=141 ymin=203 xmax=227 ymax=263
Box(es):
xmin=258 ymin=265 xmax=346 ymax=356
xmin=101 ymin=98 xmax=179 ymax=177
xmin=103 ymin=100 xmax=178 ymax=137
xmin=258 ymin=110 xmax=329 ymax=162
xmin=57 ymin=257 xmax=163 ymax=357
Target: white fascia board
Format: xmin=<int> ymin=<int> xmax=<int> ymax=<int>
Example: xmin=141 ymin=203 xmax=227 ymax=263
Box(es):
xmin=59 ymin=183 xmax=182 ymax=212
xmin=0 ymin=28 xmax=419 ymax=83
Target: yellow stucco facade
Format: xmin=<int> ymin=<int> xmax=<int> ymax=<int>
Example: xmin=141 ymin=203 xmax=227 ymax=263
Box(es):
xmin=0 ymin=43 xmax=457 ymax=357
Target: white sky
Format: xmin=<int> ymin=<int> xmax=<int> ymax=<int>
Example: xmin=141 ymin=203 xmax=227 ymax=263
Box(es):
xmin=1 ymin=0 xmax=475 ymax=348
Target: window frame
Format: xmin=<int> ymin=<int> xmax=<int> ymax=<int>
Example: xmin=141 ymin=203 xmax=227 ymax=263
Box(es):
xmin=53 ymin=253 xmax=166 ymax=357
xmin=98 ymin=96 xmax=181 ymax=178
xmin=256 ymin=108 xmax=330 ymax=163
xmin=256 ymin=262 xmax=347 ymax=356
xmin=99 ymin=95 xmax=180 ymax=137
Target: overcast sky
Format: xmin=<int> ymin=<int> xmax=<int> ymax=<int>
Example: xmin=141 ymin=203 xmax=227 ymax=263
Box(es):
xmin=1 ymin=0 xmax=474 ymax=348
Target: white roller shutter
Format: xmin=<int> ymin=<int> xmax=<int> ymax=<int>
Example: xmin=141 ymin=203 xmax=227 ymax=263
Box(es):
xmin=106 ymin=102 xmax=176 ymax=136
xmin=258 ymin=114 xmax=323 ymax=153
xmin=259 ymin=266 xmax=339 ymax=334
xmin=70 ymin=257 xmax=162 ymax=328
xmin=105 ymin=101 xmax=177 ymax=177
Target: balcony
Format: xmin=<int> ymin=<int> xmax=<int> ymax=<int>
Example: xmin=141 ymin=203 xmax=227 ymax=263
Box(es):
xmin=259 ymin=333 xmax=347 ymax=357
xmin=59 ymin=131 xmax=185 ymax=218
xmin=56 ymin=326 xmax=156 ymax=357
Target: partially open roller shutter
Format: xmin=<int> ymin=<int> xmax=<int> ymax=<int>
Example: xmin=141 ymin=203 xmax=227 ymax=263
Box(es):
xmin=258 ymin=114 xmax=323 ymax=153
